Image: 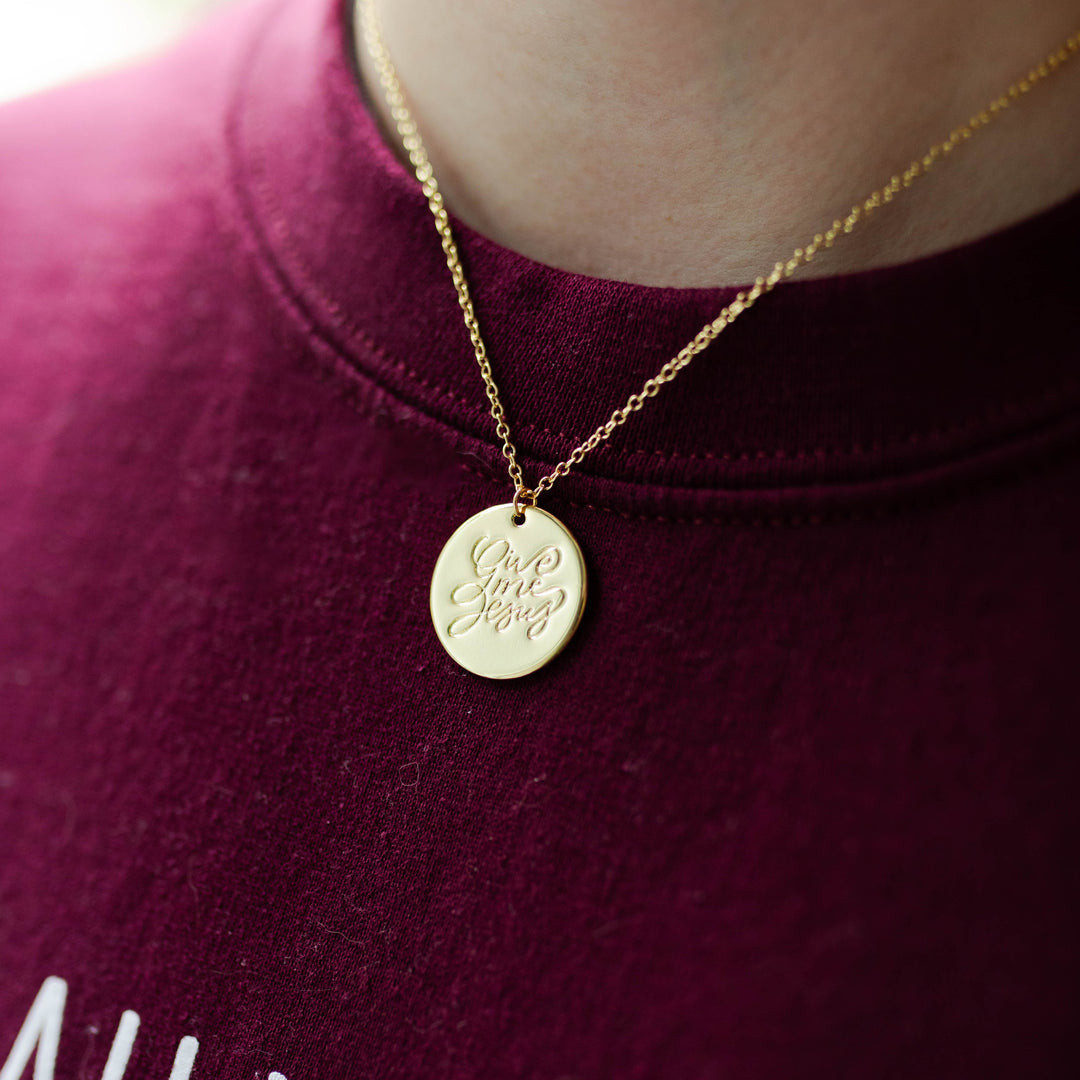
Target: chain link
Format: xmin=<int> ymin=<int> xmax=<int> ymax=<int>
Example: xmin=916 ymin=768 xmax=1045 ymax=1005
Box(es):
xmin=359 ymin=0 xmax=1079 ymax=506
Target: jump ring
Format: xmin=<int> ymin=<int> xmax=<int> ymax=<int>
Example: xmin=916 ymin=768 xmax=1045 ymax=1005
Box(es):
xmin=513 ymin=486 xmax=537 ymax=520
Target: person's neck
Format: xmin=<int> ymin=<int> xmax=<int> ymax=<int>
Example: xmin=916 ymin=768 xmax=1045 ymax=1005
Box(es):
xmin=357 ymin=0 xmax=1080 ymax=287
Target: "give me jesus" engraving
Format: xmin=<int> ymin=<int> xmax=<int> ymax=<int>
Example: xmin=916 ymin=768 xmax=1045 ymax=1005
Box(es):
xmin=446 ymin=535 xmax=568 ymax=641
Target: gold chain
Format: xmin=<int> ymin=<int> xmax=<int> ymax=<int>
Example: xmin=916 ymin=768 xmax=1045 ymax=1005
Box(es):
xmin=359 ymin=0 xmax=1079 ymax=509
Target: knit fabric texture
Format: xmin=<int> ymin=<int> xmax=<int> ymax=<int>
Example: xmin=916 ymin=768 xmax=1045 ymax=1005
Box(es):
xmin=1 ymin=1 xmax=1079 ymax=1077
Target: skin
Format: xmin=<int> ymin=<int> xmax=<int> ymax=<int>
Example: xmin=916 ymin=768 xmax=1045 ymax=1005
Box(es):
xmin=357 ymin=1 xmax=1080 ymax=287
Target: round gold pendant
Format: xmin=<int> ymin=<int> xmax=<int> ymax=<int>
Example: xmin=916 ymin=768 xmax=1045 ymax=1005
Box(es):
xmin=430 ymin=503 xmax=587 ymax=679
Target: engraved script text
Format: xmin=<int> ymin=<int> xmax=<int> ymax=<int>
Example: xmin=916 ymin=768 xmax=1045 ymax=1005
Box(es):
xmin=447 ymin=536 xmax=568 ymax=640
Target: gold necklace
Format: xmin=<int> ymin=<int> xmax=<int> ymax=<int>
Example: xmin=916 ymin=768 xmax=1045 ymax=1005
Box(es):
xmin=358 ymin=0 xmax=1079 ymax=680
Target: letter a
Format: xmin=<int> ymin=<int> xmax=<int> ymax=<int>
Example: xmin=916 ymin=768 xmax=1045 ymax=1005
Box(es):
xmin=0 ymin=976 xmax=67 ymax=1080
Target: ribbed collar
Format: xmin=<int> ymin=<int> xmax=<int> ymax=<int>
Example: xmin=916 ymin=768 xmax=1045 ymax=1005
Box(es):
xmin=228 ymin=0 xmax=1080 ymax=519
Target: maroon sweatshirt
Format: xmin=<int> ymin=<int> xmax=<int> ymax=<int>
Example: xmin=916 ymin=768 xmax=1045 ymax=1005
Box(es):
xmin=1 ymin=1 xmax=1078 ymax=1077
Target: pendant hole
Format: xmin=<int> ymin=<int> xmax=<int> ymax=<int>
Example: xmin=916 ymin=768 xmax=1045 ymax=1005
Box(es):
xmin=511 ymin=511 xmax=526 ymax=527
